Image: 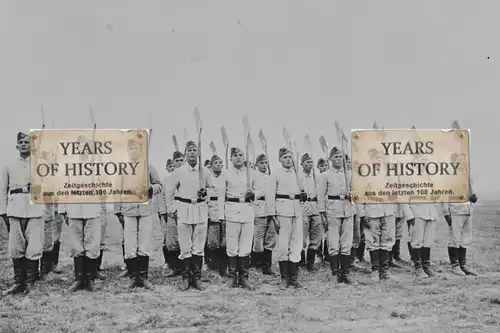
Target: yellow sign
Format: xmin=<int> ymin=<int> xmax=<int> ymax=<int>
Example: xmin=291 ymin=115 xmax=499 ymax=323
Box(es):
xmin=30 ymin=129 xmax=150 ymax=204
xmin=351 ymin=129 xmax=470 ymax=204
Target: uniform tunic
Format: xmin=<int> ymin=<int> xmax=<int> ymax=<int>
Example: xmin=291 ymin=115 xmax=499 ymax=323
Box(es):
xmin=299 ymin=170 xmax=322 ymax=251
xmin=357 ymin=204 xmax=396 ymax=251
xmin=252 ymin=169 xmax=276 ymax=252
xmin=165 ymin=163 xmax=213 ymax=260
xmin=401 ymin=203 xmax=439 ymax=249
xmin=265 ymin=166 xmax=303 ymax=263
xmin=114 ymin=164 xmax=163 ymax=259
xmin=207 ymin=170 xmax=226 ymax=250
xmin=318 ymin=167 xmax=353 ymax=256
xmin=0 ymin=157 xmax=45 ymax=260
xmin=217 ymin=166 xmax=254 ymax=257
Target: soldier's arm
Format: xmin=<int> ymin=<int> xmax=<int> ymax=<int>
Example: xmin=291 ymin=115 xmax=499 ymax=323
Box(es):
xmin=204 ymin=167 xmax=215 ymax=191
xmin=165 ymin=170 xmax=179 ymax=215
xmin=149 ymin=164 xmax=163 ymax=196
xmin=265 ymin=173 xmax=277 ymax=216
xmin=317 ymin=172 xmax=327 ymax=213
xmin=253 ymin=173 xmax=266 ymax=199
xmin=157 ymin=175 xmax=168 ymax=215
xmin=217 ymin=173 xmax=227 ymax=221
xmin=0 ymin=165 xmax=9 ymax=215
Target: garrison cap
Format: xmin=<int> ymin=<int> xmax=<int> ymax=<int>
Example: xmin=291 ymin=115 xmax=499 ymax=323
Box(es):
xmin=279 ymin=147 xmax=291 ymax=158
xmin=185 ymin=141 xmax=197 ymax=150
xmin=301 ymin=153 xmax=312 ymax=164
xmin=210 ymin=155 xmax=222 ymax=164
xmin=166 ymin=159 xmax=173 ymax=166
xmin=173 ymin=151 xmax=184 ymax=160
xmin=204 ymin=159 xmax=211 ymax=167
xmin=230 ymin=147 xmax=244 ymax=157
xmin=329 ymin=146 xmax=342 ymax=158
xmin=256 ymin=154 xmax=267 ymax=163
xmin=317 ymin=158 xmax=326 ymax=166
xmin=17 ymin=132 xmax=29 ymax=142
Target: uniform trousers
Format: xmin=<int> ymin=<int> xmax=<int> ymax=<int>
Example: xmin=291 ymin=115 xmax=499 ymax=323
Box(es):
xmin=43 ymin=219 xmax=54 ymax=252
xmin=253 ymin=217 xmax=276 ymax=252
xmin=178 ymin=222 xmax=207 ymax=260
xmin=275 ymin=216 xmax=303 ymax=262
xmin=302 ymin=214 xmax=322 ymax=250
xmin=123 ymin=215 xmax=153 ymax=259
xmin=326 ymin=215 xmax=353 ymax=256
xmin=226 ymin=220 xmax=253 ymax=257
xmin=207 ymin=220 xmax=226 ymax=250
xmin=395 ymin=217 xmax=404 ymax=240
xmin=364 ymin=216 xmax=396 ymax=251
xmin=52 ymin=215 xmax=63 ymax=243
xmin=161 ymin=215 xmax=180 ymax=251
xmin=8 ymin=217 xmax=44 ymax=260
xmin=68 ymin=217 xmax=101 ymax=259
xmin=408 ymin=218 xmax=436 ymax=249
xmin=448 ymin=215 xmax=472 ymax=248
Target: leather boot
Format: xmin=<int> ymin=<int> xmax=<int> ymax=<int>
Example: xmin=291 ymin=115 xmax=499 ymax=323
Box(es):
xmin=238 ymin=256 xmax=254 ymax=290
xmin=204 ymin=246 xmax=214 ymax=270
xmin=86 ymin=257 xmax=96 ymax=291
xmin=459 ymin=247 xmax=477 ymax=276
xmin=127 ymin=257 xmax=138 ymax=288
xmin=350 ymin=247 xmax=364 ymax=270
xmin=288 ymin=261 xmax=304 ymax=289
xmin=251 ymin=251 xmax=260 ymax=269
xmin=357 ymin=242 xmax=366 ymax=262
xmin=407 ymin=242 xmax=413 ymax=261
xmin=300 ymin=250 xmax=306 ymax=267
xmin=178 ymin=258 xmax=191 ymax=291
xmin=165 ymin=250 xmax=180 ymax=277
xmin=140 ymin=256 xmax=154 ymax=290
xmin=261 ymin=249 xmax=275 ymax=275
xmin=2 ymin=258 xmax=27 ymax=296
xmin=218 ymin=247 xmax=228 ymax=277
xmin=323 ymin=241 xmax=330 ymax=262
xmin=162 ymin=245 xmax=169 ymax=266
xmin=278 ymin=261 xmax=289 ymax=289
xmin=133 ymin=256 xmax=144 ymax=288
xmin=392 ymin=239 xmax=410 ymax=265
xmin=369 ymin=250 xmax=380 ymax=281
xmin=39 ymin=251 xmax=53 ymax=281
xmin=25 ymin=259 xmax=39 ymax=289
xmin=421 ymin=247 xmax=435 ymax=277
xmin=68 ymin=257 xmax=85 ymax=292
xmin=329 ymin=255 xmax=340 ymax=281
xmin=388 ymin=251 xmax=403 ymax=269
xmin=227 ymin=256 xmax=238 ymax=287
xmin=411 ymin=248 xmax=427 ymax=278
xmin=379 ymin=250 xmax=396 ymax=280
xmin=191 ymin=255 xmax=204 ymax=291
xmin=306 ymin=249 xmax=317 ymax=271
xmin=340 ymin=254 xmax=356 ymax=285
xmin=51 ymin=241 xmax=62 ymax=274
xmin=95 ymin=250 xmax=106 ymax=280
xmin=448 ymin=247 xmax=466 ymax=276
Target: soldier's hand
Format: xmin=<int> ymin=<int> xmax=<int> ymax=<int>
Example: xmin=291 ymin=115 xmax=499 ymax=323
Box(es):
xmin=197 ymin=188 xmax=207 ymax=199
xmin=245 ymin=191 xmax=255 ymax=201
xmin=444 ymin=215 xmax=452 ymax=227
xmin=362 ymin=216 xmax=370 ymax=229
xmin=148 ymin=186 xmax=154 ymax=199
xmin=469 ymin=193 xmax=478 ymax=203
xmin=299 ymin=190 xmax=308 ymax=203
xmin=269 ymin=215 xmax=280 ymax=235
xmin=407 ymin=218 xmax=415 ymax=227
xmin=60 ymin=213 xmax=69 ymax=226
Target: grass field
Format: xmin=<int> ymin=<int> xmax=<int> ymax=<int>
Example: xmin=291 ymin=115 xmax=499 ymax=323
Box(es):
xmin=1 ymin=203 xmax=500 ymax=333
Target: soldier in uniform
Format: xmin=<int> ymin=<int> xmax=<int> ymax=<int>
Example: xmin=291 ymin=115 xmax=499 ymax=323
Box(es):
xmin=318 ymin=147 xmax=355 ymax=284
xmin=1 ymin=132 xmax=46 ymax=295
xmin=114 ymin=138 xmax=163 ymax=290
xmin=39 ymin=204 xmax=58 ymax=280
xmin=50 ymin=205 xmax=64 ymax=274
xmin=165 ymin=159 xmax=175 ymax=173
xmin=442 ymin=152 xmax=478 ymax=276
xmin=157 ymin=151 xmax=184 ymax=278
xmin=299 ymin=153 xmax=322 ymax=272
xmin=205 ymin=154 xmax=228 ymax=276
xmin=251 ymin=154 xmax=276 ymax=275
xmin=266 ymin=147 xmax=307 ymax=289
xmin=218 ymin=148 xmax=255 ymax=289
xmin=165 ymin=141 xmax=214 ymax=291
xmin=316 ymin=158 xmax=329 ymax=263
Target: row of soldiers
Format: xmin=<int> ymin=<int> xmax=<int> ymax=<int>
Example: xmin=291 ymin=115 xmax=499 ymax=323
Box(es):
xmin=1 ymin=132 xmax=478 ymax=295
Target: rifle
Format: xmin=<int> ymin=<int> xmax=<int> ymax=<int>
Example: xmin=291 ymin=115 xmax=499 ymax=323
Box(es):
xmin=304 ymin=134 xmax=317 ymax=186
xmin=333 ymin=121 xmax=350 ymax=190
xmin=282 ymin=126 xmax=302 ymax=190
xmin=209 ymin=141 xmax=217 ymax=156
xmin=319 ymin=135 xmax=329 ymax=168
xmin=220 ymin=126 xmax=229 ymax=169
xmin=258 ymin=129 xmax=271 ymax=174
xmin=193 ymin=107 xmax=204 ymax=188
xmin=172 ymin=135 xmax=179 ymax=152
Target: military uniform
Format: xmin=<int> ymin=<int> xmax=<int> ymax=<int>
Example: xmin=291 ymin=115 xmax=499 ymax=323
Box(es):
xmin=316 ymin=158 xmax=329 ymax=262
xmin=1 ymin=133 xmax=46 ymax=296
xmin=318 ymin=147 xmax=355 ymax=284
xmin=401 ymin=203 xmax=439 ymax=278
xmin=165 ymin=141 xmax=214 ymax=291
xmin=50 ymin=205 xmax=64 ymax=273
xmin=114 ymin=151 xmax=163 ymax=290
xmin=206 ymin=155 xmax=228 ymax=276
xmin=352 ymin=205 xmax=367 ymax=263
xmin=266 ymin=147 xmax=306 ymax=289
xmin=252 ymin=154 xmax=276 ymax=275
xmin=299 ymin=153 xmax=322 ymax=271
xmin=218 ymin=148 xmax=255 ymax=289
xmin=39 ymin=204 xmax=58 ymax=280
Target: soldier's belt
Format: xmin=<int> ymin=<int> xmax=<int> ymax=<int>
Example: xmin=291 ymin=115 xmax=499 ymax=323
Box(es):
xmin=276 ymin=194 xmax=301 ymax=200
xmin=307 ymin=197 xmax=318 ymax=202
xmin=328 ymin=195 xmax=351 ymax=201
xmin=257 ymin=196 xmax=265 ymax=201
xmin=226 ymin=197 xmax=252 ymax=203
xmin=174 ymin=196 xmax=205 ymax=204
xmin=210 ymin=196 xmax=218 ymax=201
xmin=10 ymin=186 xmax=31 ymax=194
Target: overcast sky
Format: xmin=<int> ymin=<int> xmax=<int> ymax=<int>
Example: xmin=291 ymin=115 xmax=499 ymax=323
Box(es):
xmin=1 ymin=1 xmax=498 ymax=196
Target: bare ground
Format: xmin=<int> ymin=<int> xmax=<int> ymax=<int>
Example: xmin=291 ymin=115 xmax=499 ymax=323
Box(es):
xmin=1 ymin=203 xmax=500 ymax=333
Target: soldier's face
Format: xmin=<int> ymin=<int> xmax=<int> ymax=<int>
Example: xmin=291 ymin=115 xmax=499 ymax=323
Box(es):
xmin=174 ymin=157 xmax=184 ymax=168
xmin=212 ymin=159 xmax=223 ymax=172
xmin=331 ymin=153 xmax=343 ymax=168
xmin=166 ymin=165 xmax=174 ymax=172
xmin=17 ymin=137 xmax=30 ymax=155
xmin=256 ymin=160 xmax=268 ymax=173
xmin=185 ymin=147 xmax=199 ymax=162
xmin=279 ymin=153 xmax=293 ymax=168
xmin=231 ymin=151 xmax=245 ymax=168
xmin=318 ymin=163 xmax=328 ymax=173
xmin=302 ymin=159 xmax=313 ymax=172
xmin=128 ymin=144 xmax=142 ymax=161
